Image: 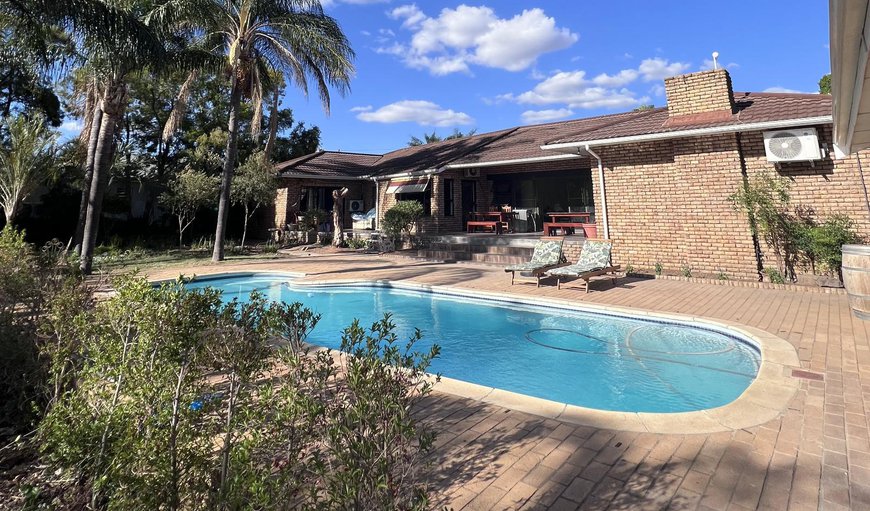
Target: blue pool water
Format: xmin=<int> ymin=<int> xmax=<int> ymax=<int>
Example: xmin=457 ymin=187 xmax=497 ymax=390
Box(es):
xmin=184 ymin=273 xmax=761 ymax=413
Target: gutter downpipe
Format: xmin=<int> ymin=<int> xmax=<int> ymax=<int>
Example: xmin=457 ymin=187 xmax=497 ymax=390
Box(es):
xmin=584 ymin=145 xmax=609 ymax=239
xmin=370 ymin=176 xmax=379 ymax=230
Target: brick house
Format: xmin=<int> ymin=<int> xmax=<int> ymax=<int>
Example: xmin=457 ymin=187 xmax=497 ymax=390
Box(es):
xmin=274 ymin=69 xmax=870 ymax=280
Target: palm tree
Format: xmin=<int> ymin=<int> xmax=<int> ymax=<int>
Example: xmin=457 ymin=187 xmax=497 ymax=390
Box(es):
xmin=0 ymin=114 xmax=58 ymax=225
xmin=153 ymin=0 xmax=354 ymax=262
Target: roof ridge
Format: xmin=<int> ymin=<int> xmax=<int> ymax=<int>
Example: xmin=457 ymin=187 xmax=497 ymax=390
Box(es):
xmin=319 ymin=150 xmax=383 ymax=156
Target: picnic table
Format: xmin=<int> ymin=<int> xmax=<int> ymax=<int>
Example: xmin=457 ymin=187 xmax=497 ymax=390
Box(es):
xmin=467 ymin=211 xmax=513 ymax=234
xmin=544 ymin=212 xmax=593 ymax=236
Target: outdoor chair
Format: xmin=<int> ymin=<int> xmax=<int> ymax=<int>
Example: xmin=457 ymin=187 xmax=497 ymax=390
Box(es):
xmin=504 ymin=238 xmax=565 ymax=287
xmin=546 ymin=239 xmax=620 ymax=292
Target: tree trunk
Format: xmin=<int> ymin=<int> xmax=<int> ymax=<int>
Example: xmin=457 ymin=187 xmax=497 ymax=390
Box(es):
xmin=263 ymin=84 xmax=281 ymax=162
xmin=213 ymin=73 xmax=243 ymax=262
xmin=241 ymin=203 xmax=249 ymax=249
xmin=80 ymin=81 xmax=127 ymax=274
xmin=74 ymin=104 xmax=102 ymax=254
xmin=4 ymin=204 xmax=15 ymax=226
xmin=332 ymin=188 xmax=348 ymax=247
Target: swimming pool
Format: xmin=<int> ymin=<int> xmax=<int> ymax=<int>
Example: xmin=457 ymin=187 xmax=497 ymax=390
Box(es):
xmin=184 ymin=273 xmax=761 ymax=413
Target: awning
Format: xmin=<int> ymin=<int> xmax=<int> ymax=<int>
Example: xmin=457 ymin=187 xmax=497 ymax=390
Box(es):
xmin=386 ymin=176 xmax=430 ymax=194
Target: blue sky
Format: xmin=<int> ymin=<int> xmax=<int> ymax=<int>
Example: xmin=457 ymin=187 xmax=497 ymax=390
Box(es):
xmin=280 ymin=1 xmax=832 ymax=155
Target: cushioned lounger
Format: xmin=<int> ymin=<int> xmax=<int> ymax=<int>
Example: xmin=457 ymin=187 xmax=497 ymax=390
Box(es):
xmin=546 ymin=239 xmax=620 ymax=292
xmin=504 ymin=238 xmax=564 ymax=287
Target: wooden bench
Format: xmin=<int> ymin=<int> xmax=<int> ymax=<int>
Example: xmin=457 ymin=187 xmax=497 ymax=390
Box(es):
xmin=467 ymin=220 xmax=502 ymax=234
xmin=544 ymin=222 xmax=583 ymax=235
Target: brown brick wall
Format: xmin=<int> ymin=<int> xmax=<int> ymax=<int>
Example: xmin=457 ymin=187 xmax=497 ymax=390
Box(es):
xmin=664 ymin=69 xmax=734 ymax=117
xmin=274 ymin=178 xmax=375 ymax=228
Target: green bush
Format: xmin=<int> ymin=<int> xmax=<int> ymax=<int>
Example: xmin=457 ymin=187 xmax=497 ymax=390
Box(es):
xmin=0 ymin=227 xmax=84 ymax=434
xmin=383 ymin=201 xmax=424 ymax=240
xmin=37 ymin=276 xmax=439 ymax=510
xmin=299 ymin=208 xmax=328 ymax=231
xmin=806 ymin=215 xmax=861 ymax=278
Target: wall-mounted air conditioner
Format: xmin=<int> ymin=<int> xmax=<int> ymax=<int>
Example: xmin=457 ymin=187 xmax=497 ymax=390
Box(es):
xmin=348 ymin=199 xmax=364 ymax=212
xmin=762 ymin=128 xmax=822 ymax=162
xmin=463 ymin=168 xmax=480 ymax=178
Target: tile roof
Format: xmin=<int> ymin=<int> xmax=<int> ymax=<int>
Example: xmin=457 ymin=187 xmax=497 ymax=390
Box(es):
xmin=546 ymin=92 xmax=832 ymax=145
xmin=275 ymin=91 xmax=833 ymax=178
xmin=368 ymin=128 xmax=518 ymax=176
xmin=275 ymin=151 xmax=381 ymax=178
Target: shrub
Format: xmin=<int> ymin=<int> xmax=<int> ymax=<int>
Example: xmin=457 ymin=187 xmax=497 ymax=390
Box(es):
xmin=806 ymin=215 xmax=861 ymax=279
xmin=383 ymin=201 xmax=424 ymax=241
xmin=300 ymin=209 xmax=328 ymax=231
xmin=680 ymin=264 xmax=692 ymax=278
xmin=37 ymin=277 xmax=439 ymax=510
xmin=764 ymin=267 xmax=785 ymax=284
xmin=654 ymin=261 xmax=663 ymax=276
xmin=0 ymin=228 xmax=85 ymax=434
xmin=345 ymin=236 xmax=368 ymax=249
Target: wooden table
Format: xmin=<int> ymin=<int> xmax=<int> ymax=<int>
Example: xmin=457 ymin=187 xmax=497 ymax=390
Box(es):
xmin=467 ymin=211 xmax=513 ymax=234
xmin=544 ymin=212 xmax=593 ymax=236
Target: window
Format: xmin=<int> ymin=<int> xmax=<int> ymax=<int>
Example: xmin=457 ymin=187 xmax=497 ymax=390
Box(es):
xmin=396 ymin=190 xmax=431 ymax=216
xmin=443 ymin=179 xmax=455 ymax=216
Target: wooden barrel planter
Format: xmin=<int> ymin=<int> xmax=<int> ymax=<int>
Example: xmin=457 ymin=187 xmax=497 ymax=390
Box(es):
xmin=842 ymin=244 xmax=870 ymax=319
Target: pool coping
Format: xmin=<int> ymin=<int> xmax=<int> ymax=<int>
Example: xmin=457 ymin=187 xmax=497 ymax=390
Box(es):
xmin=162 ymin=270 xmax=803 ymax=435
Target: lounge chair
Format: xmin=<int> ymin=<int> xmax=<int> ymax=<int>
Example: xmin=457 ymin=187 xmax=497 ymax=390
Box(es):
xmin=505 ymin=238 xmax=565 ymax=287
xmin=547 ymin=239 xmax=620 ymax=292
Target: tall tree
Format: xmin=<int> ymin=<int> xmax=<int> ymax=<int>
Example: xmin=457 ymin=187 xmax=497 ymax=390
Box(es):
xmin=151 ymin=0 xmax=354 ymax=262
xmin=0 ymin=114 xmax=58 ymax=225
xmin=819 ymin=74 xmax=832 ymax=95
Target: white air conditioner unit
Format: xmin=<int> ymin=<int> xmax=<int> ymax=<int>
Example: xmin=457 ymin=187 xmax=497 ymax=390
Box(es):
xmin=763 ymin=128 xmax=822 ymax=162
xmin=463 ymin=168 xmax=480 ymax=178
xmin=347 ymin=199 xmax=364 ymax=212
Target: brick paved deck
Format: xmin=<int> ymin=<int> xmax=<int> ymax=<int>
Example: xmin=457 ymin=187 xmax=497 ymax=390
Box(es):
xmin=148 ymin=252 xmax=870 ymax=510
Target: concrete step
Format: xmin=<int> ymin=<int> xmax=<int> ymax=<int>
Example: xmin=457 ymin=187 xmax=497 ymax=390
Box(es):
xmin=416 ymin=250 xmax=471 ymax=261
xmin=469 ymin=253 xmax=528 ymax=265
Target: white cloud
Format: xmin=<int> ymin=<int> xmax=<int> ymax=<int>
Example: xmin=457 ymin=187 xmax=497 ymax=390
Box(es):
xmin=591 ymin=69 xmax=638 ymax=87
xmin=638 ymin=57 xmax=691 ymax=81
xmin=520 ymin=108 xmax=574 ymax=123
xmin=356 ymin=100 xmax=474 ymax=126
xmin=700 ymin=58 xmax=739 ymax=71
xmin=350 ymin=105 xmax=373 ymax=112
xmin=763 ymin=86 xmax=804 ymax=94
xmin=382 ymin=5 xmax=577 ymax=75
xmin=500 ymin=70 xmax=642 ymax=109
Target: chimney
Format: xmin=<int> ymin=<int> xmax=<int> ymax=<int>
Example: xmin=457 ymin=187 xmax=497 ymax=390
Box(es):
xmin=664 ymin=69 xmax=735 ymax=119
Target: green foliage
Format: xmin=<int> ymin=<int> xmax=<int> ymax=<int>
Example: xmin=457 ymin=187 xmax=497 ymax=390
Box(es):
xmin=299 ymin=208 xmax=328 ymax=231
xmin=383 ymin=200 xmax=425 ymax=240
xmin=345 ymin=236 xmax=368 ymax=249
xmin=730 ymin=171 xmax=797 ymax=279
xmin=623 ymin=261 xmax=634 ymax=275
xmin=731 ymin=171 xmax=861 ymax=281
xmin=654 ymin=261 xmax=663 ymax=276
xmin=717 ymin=271 xmax=729 ymax=281
xmin=0 ymin=227 xmax=84 ymax=434
xmin=38 ymin=277 xmax=438 ymax=509
xmin=0 ymin=113 xmax=59 ymax=224
xmin=633 ymin=104 xmax=655 ymax=111
xmin=819 ymin=73 xmax=831 ymax=95
xmin=765 ymin=267 xmax=785 ymax=284
xmin=680 ymin=264 xmax=692 ymax=278
xmin=232 ymin=151 xmax=278 ymax=248
xmin=160 ymin=169 xmax=218 ymax=247
xmin=805 ymin=215 xmax=861 ymax=277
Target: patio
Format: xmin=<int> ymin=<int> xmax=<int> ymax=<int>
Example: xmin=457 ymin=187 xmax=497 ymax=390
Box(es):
xmin=148 ymin=253 xmax=870 ymax=510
